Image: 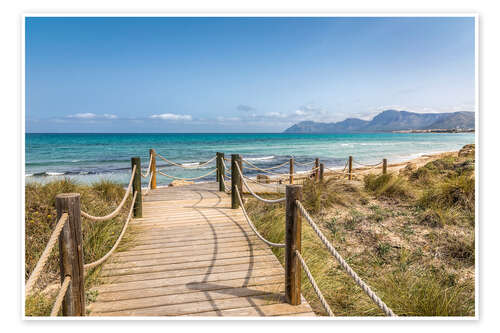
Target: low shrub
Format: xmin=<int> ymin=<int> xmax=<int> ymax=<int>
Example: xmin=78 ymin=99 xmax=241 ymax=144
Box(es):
xmin=364 ymin=173 xmax=413 ymax=199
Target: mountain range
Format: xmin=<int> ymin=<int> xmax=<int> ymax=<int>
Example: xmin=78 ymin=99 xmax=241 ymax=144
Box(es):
xmin=283 ymin=110 xmax=475 ymax=133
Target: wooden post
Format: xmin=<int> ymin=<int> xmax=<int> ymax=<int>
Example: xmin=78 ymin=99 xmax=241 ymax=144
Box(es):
xmin=348 ymin=156 xmax=353 ymax=180
xmin=289 ymin=157 xmax=294 ymax=184
xmin=320 ymin=163 xmax=324 ymax=182
xmin=56 ymin=193 xmax=85 ymax=316
xmin=217 ymin=152 xmax=225 ymax=192
xmin=231 ymin=154 xmax=242 ymax=209
xmin=383 ymin=158 xmax=388 ymax=174
xmin=285 ymin=185 xmax=303 ymax=305
xmin=314 ymin=158 xmax=320 ymax=182
xmin=149 ymin=149 xmax=157 ymax=190
xmin=131 ymin=157 xmax=142 ymax=218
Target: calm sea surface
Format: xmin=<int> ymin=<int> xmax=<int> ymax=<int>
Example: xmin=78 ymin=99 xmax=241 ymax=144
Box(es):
xmin=25 ymin=133 xmax=475 ymax=186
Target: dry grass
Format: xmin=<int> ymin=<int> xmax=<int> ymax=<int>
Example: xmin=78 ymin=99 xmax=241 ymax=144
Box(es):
xmin=25 ymin=178 xmax=134 ymax=316
xmin=245 ymin=144 xmax=475 ymax=316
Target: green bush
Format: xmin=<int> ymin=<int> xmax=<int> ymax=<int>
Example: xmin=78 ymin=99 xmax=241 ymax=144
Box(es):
xmin=364 ymin=173 xmax=413 ymax=199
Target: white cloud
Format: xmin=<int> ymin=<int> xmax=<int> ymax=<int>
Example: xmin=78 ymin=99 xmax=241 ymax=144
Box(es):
xmin=68 ymin=113 xmax=97 ymax=119
xmin=66 ymin=113 xmax=119 ymax=120
xmin=265 ymin=112 xmax=288 ymax=119
xmin=150 ymin=113 xmax=192 ymax=121
xmin=216 ymin=116 xmax=241 ymax=122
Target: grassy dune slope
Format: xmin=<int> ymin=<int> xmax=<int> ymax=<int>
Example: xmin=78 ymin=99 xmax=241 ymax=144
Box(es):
xmin=245 ymin=144 xmax=475 ymax=316
xmin=25 ymin=179 xmax=134 ymax=316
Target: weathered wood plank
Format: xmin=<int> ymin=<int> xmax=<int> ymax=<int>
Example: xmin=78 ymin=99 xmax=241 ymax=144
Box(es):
xmin=89 ymin=183 xmax=316 ymax=317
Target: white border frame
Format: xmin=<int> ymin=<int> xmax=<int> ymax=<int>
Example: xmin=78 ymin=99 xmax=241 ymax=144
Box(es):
xmin=21 ymin=13 xmax=479 ymax=321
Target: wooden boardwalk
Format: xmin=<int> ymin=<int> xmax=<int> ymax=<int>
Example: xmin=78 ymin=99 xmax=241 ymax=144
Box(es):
xmin=88 ymin=183 xmax=315 ymax=317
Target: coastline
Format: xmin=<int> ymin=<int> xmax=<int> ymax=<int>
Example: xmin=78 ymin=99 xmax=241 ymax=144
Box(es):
xmin=146 ymin=149 xmax=462 ymax=190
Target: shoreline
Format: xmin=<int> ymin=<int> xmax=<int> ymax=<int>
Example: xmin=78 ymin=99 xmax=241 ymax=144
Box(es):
xmin=146 ymin=149 xmax=461 ymax=189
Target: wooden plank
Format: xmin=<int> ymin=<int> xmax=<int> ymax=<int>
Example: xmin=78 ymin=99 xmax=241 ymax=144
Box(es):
xmin=96 ymin=267 xmax=285 ymax=293
xmin=113 ymin=242 xmax=269 ymax=259
xmin=91 ymin=293 xmax=285 ymax=316
xmin=90 ymin=283 xmax=284 ymax=314
xmin=105 ymin=248 xmax=273 ymax=267
xmin=102 ymin=260 xmax=280 ymax=284
xmin=95 ymin=274 xmax=285 ymax=302
xmin=89 ymin=184 xmax=316 ymax=317
xmin=101 ymin=254 xmax=280 ymax=277
xmin=185 ymin=302 xmax=315 ymax=317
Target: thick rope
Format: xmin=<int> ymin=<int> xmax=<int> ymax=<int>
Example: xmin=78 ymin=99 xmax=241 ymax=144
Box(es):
xmin=84 ymin=191 xmax=137 ymax=270
xmin=25 ymin=213 xmax=68 ymax=296
xmin=234 ymin=187 xmax=285 ymax=248
xmin=80 ymin=165 xmax=136 ymax=221
xmin=293 ymin=160 xmax=316 ymax=166
xmin=157 ymin=154 xmax=216 ymax=169
xmin=353 ymin=160 xmax=383 ymax=168
xmin=242 ymin=159 xmax=290 ymax=171
xmin=157 ymin=168 xmax=217 ymax=181
xmin=296 ymin=250 xmax=334 ymax=317
xmin=50 ymin=275 xmax=71 ymax=316
xmin=235 ymin=163 xmax=286 ymax=203
xmin=296 ymin=201 xmax=396 ymax=317
xmin=143 ymin=171 xmax=154 ymax=196
xmin=141 ymin=155 xmax=153 ymax=178
xmin=242 ymin=174 xmax=284 ymax=189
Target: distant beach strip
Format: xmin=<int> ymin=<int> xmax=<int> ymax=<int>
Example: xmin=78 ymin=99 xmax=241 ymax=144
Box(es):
xmin=25 ymin=133 xmax=475 ymax=186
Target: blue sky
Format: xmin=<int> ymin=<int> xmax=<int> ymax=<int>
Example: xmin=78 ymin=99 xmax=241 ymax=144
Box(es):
xmin=25 ymin=16 xmax=475 ymax=133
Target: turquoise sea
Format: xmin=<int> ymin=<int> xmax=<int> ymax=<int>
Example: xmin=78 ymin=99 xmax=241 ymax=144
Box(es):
xmin=25 ymin=133 xmax=475 ymax=186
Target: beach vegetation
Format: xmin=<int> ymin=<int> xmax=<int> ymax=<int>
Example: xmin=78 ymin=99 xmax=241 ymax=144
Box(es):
xmin=245 ymin=145 xmax=475 ymax=316
xmin=25 ymin=178 xmax=134 ymax=316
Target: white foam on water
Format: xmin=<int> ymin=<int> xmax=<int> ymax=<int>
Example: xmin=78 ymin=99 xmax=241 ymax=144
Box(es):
xmin=244 ymin=156 xmax=275 ymax=161
xmin=46 ymin=172 xmax=64 ymax=176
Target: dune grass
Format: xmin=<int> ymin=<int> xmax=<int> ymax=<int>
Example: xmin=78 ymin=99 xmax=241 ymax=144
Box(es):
xmin=25 ymin=178 xmax=134 ymax=316
xmin=245 ymin=145 xmax=475 ymax=316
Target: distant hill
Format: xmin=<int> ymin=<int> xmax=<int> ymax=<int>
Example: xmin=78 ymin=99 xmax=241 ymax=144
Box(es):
xmin=283 ymin=110 xmax=475 ymax=133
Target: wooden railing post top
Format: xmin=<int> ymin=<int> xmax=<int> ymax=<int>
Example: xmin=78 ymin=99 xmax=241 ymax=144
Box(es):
xmin=231 ymin=154 xmax=241 ymax=159
xmin=56 ymin=193 xmax=80 ymax=199
xmin=285 ymin=184 xmax=302 ymax=191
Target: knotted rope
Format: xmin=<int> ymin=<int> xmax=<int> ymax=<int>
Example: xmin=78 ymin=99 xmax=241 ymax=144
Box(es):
xmin=25 ymin=213 xmax=68 ymax=296
xmin=157 ymin=168 xmax=217 ymax=181
xmin=80 ymin=165 xmax=136 ymax=222
xmin=84 ymin=191 xmax=137 ymax=270
xmin=296 ymin=250 xmax=334 ymax=317
xmin=234 ymin=187 xmax=285 ymax=248
xmin=235 ymin=163 xmax=286 ymax=204
xmin=296 ymin=201 xmax=396 ymax=317
xmin=50 ymin=275 xmax=71 ymax=316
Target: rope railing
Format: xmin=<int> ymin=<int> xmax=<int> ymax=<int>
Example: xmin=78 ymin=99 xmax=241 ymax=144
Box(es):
xmin=296 ymin=200 xmax=396 ymax=317
xmin=157 ymin=167 xmax=217 ymax=181
xmin=234 ymin=187 xmax=285 ymax=248
xmin=353 ymin=160 xmax=383 ymax=168
xmin=50 ymin=275 xmax=71 ymax=316
xmin=295 ymin=250 xmax=334 ymax=317
xmin=141 ymin=155 xmax=153 ymax=178
xmin=84 ymin=191 xmax=137 ymax=270
xmin=235 ymin=162 xmax=286 ymax=204
xmin=25 ymin=213 xmax=68 ymax=296
xmin=80 ymin=165 xmax=136 ymax=222
xmin=143 ymin=171 xmax=154 ymax=196
xmin=241 ymin=159 xmax=290 ymax=172
xmin=156 ymin=153 xmax=217 ymax=169
xmin=293 ymin=160 xmax=316 ymax=166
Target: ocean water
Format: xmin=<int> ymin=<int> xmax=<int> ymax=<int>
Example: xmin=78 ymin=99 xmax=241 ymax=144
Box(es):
xmin=25 ymin=133 xmax=475 ymax=186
